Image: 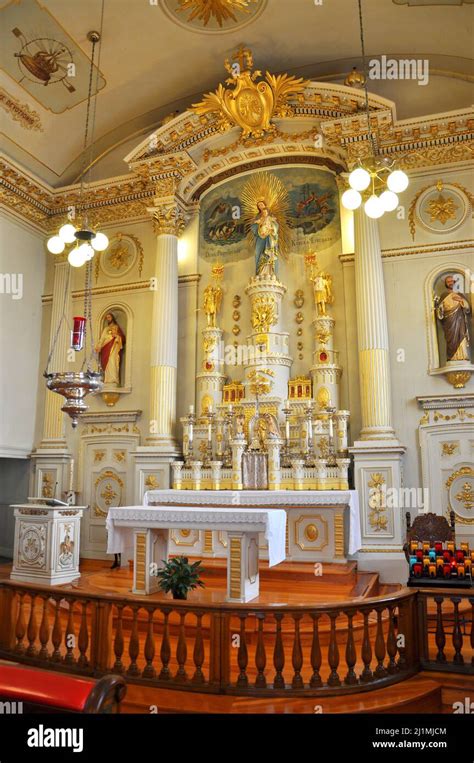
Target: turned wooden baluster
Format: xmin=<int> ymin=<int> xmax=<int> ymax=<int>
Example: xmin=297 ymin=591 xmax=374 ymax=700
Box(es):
xmin=470 ymin=598 xmax=474 ymax=667
xmin=273 ymin=612 xmax=285 ymax=689
xmin=344 ymin=609 xmax=358 ymax=685
xmin=51 ymin=597 xmax=63 ymax=662
xmin=77 ymin=601 xmax=89 ymax=668
xmin=310 ymin=613 xmax=322 ymax=688
xmin=327 ymin=611 xmax=341 ymax=687
xmin=159 ymin=609 xmax=171 ymax=680
xmin=192 ymin=612 xmax=205 ymax=684
xmin=38 ymin=595 xmax=50 ymax=660
xmin=64 ymin=600 xmax=76 ymax=665
xmin=386 ymin=605 xmax=398 ymax=674
xmin=255 ymin=613 xmax=267 ymax=688
xmin=113 ymin=604 xmax=125 ymax=673
xmin=360 ymin=608 xmax=373 ymax=682
xmin=451 ymin=597 xmax=464 ymax=666
xmin=142 ymin=608 xmax=156 ymax=679
xmin=434 ymin=596 xmax=446 ymax=663
xmin=374 ymin=607 xmax=387 ymax=678
xmin=26 ymin=593 xmax=38 ymax=656
xmin=175 ymin=610 xmax=188 ymax=681
xmin=236 ymin=614 xmax=249 ymax=688
xmin=14 ymin=592 xmax=26 ymax=653
xmin=291 ymin=613 xmax=304 ymax=689
xmin=127 ymin=606 xmax=141 ymax=677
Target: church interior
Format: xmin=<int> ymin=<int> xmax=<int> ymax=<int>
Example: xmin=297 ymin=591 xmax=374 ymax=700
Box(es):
xmin=0 ymin=0 xmax=473 ymax=737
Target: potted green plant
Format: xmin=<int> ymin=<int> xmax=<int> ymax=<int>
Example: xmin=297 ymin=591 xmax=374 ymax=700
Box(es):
xmin=156 ymin=556 xmax=205 ymax=600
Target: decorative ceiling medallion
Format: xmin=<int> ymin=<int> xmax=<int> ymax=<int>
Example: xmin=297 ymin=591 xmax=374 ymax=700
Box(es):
xmin=409 ymin=181 xmax=472 ymax=239
xmin=160 ymin=0 xmax=267 ymax=33
xmin=192 ymin=47 xmax=308 ymax=139
xmin=0 ymin=0 xmax=105 ymax=113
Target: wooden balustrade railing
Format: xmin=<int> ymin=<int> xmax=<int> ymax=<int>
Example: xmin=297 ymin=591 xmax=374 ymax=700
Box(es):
xmin=0 ymin=581 xmax=471 ymax=697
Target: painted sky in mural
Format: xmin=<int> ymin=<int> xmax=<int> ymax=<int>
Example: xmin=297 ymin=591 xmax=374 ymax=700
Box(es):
xmin=200 ymin=167 xmax=340 ymax=262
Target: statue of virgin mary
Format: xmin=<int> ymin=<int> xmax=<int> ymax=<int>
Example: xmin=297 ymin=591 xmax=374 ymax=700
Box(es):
xmin=242 ymin=172 xmax=290 ymax=277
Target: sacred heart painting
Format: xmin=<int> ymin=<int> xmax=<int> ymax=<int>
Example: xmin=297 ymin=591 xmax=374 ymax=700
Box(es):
xmin=0 ymin=0 xmax=105 ymax=113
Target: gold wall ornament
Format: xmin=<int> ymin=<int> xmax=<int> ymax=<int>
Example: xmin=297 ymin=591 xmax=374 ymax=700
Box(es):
xmin=232 ymin=309 xmax=240 ymax=321
xmin=93 ymin=470 xmax=124 ymax=517
xmin=344 ymin=66 xmax=366 ymax=88
xmin=427 ymin=193 xmax=459 ymax=225
xmin=408 ymin=180 xmax=474 ymax=240
xmin=419 ymin=412 xmax=430 ymax=425
xmin=232 ymin=294 xmax=241 ymax=308
xmin=232 ymin=324 xmax=241 ymax=335
xmin=247 ymin=369 xmax=273 ymax=396
xmin=316 ymin=386 xmax=330 ymax=409
xmin=94 ymin=450 xmax=106 ymax=463
xmin=251 ymin=295 xmax=277 ymax=333
xmin=367 ymin=472 xmax=388 ymax=532
xmin=441 ymin=442 xmax=458 ymax=457
xmin=316 ymin=326 xmax=331 ymax=346
xmin=145 ymin=475 xmax=160 ymax=490
xmin=446 ymin=370 xmax=472 ymax=389
xmin=166 ymin=0 xmax=263 ymax=29
xmin=41 ymin=472 xmax=54 ymax=498
xmin=101 ymin=392 xmax=120 ymax=407
xmin=294 ymin=289 xmax=305 ymax=308
xmin=295 ymin=311 xmax=304 ymax=324
xmin=455 ymin=482 xmax=474 ymax=511
xmin=191 ymin=47 xmax=309 ymax=139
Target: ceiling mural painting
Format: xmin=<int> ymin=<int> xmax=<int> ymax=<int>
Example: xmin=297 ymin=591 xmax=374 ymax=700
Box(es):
xmin=200 ymin=166 xmax=340 ymax=264
xmin=0 ymin=0 xmax=106 ymax=114
xmin=160 ymin=0 xmax=267 ymax=33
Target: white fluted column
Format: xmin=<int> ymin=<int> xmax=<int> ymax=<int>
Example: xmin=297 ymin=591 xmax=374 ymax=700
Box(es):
xmin=41 ymin=255 xmax=72 ymax=446
xmin=353 ymin=209 xmax=396 ymax=441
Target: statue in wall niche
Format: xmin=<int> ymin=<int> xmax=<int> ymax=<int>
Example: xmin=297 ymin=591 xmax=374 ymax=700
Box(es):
xmin=95 ymin=312 xmax=126 ymax=386
xmin=435 ymin=274 xmax=471 ymax=362
xmin=203 ymin=282 xmax=222 ymax=327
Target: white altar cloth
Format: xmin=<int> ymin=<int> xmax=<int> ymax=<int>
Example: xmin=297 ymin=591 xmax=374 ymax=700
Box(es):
xmin=106 ymin=505 xmax=287 ymax=567
xmin=144 ymin=489 xmax=361 ymax=556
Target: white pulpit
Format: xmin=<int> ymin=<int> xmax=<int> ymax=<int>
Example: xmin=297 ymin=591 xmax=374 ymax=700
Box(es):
xmin=106 ymin=505 xmax=286 ymax=602
xmin=11 ymin=501 xmax=84 ymax=585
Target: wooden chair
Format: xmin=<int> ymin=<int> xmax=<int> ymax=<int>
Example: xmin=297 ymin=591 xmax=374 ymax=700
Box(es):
xmin=403 ymin=510 xmax=455 ymax=562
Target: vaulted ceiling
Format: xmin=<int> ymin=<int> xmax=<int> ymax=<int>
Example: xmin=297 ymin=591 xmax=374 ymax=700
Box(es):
xmin=1 ymin=0 xmax=473 ymax=188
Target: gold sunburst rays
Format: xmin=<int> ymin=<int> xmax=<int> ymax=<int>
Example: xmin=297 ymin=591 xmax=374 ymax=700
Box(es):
xmin=240 ymin=171 xmax=291 ymax=258
xmin=176 ymin=0 xmax=258 ymax=27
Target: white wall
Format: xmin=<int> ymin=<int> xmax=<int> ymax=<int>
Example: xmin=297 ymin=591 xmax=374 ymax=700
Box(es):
xmin=0 ymin=213 xmax=46 ymax=457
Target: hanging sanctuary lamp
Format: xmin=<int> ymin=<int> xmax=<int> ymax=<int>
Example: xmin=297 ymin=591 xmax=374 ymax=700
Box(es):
xmin=44 ymin=20 xmax=107 ymax=427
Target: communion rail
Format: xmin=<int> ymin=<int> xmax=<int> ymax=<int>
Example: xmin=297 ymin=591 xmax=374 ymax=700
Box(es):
xmin=0 ymin=581 xmax=471 ymax=698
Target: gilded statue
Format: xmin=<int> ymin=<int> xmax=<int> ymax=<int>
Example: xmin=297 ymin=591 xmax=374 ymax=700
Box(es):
xmin=434 ymin=274 xmax=471 ymax=362
xmin=311 ymin=270 xmax=334 ymax=317
xmin=241 ymin=172 xmax=290 ymax=277
xmin=203 ymin=283 xmax=223 ymax=327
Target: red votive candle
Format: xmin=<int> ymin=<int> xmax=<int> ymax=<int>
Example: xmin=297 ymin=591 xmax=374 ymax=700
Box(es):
xmin=456 ymin=550 xmax=464 ymax=562
xmin=443 ymin=550 xmax=451 ymax=561
xmin=416 ymin=549 xmax=423 ymax=560
xmin=414 ymin=563 xmax=423 ymax=577
xmin=71 ymin=316 xmax=86 ymax=351
xmin=435 ymin=542 xmax=442 ymax=553
xmin=443 ymin=564 xmax=451 ymax=578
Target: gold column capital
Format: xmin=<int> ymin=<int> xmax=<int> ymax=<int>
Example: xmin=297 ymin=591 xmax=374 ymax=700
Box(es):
xmin=148 ymin=194 xmax=198 ymax=238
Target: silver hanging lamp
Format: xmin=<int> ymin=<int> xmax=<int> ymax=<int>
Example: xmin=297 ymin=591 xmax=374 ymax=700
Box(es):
xmin=44 ymin=12 xmax=106 ymax=426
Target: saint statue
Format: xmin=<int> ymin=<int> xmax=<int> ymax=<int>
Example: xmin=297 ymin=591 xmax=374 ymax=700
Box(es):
xmin=251 ymin=200 xmax=280 ymax=276
xmin=435 ymin=275 xmax=471 ymax=362
xmin=95 ymin=313 xmax=126 ymax=386
xmin=311 ymin=270 xmax=334 ymax=316
xmin=203 ymin=283 xmax=222 ymax=327
xmin=241 ymin=171 xmax=290 ymax=277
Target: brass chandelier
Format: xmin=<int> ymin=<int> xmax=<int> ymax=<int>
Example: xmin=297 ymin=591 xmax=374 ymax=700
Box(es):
xmin=46 ymin=28 xmax=109 ymax=265
xmin=341 ymin=0 xmax=409 ymax=218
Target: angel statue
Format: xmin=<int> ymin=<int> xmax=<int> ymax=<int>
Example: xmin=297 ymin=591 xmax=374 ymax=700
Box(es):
xmin=241 ymin=172 xmax=290 ymax=277
xmin=203 ymin=282 xmax=222 ymax=327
